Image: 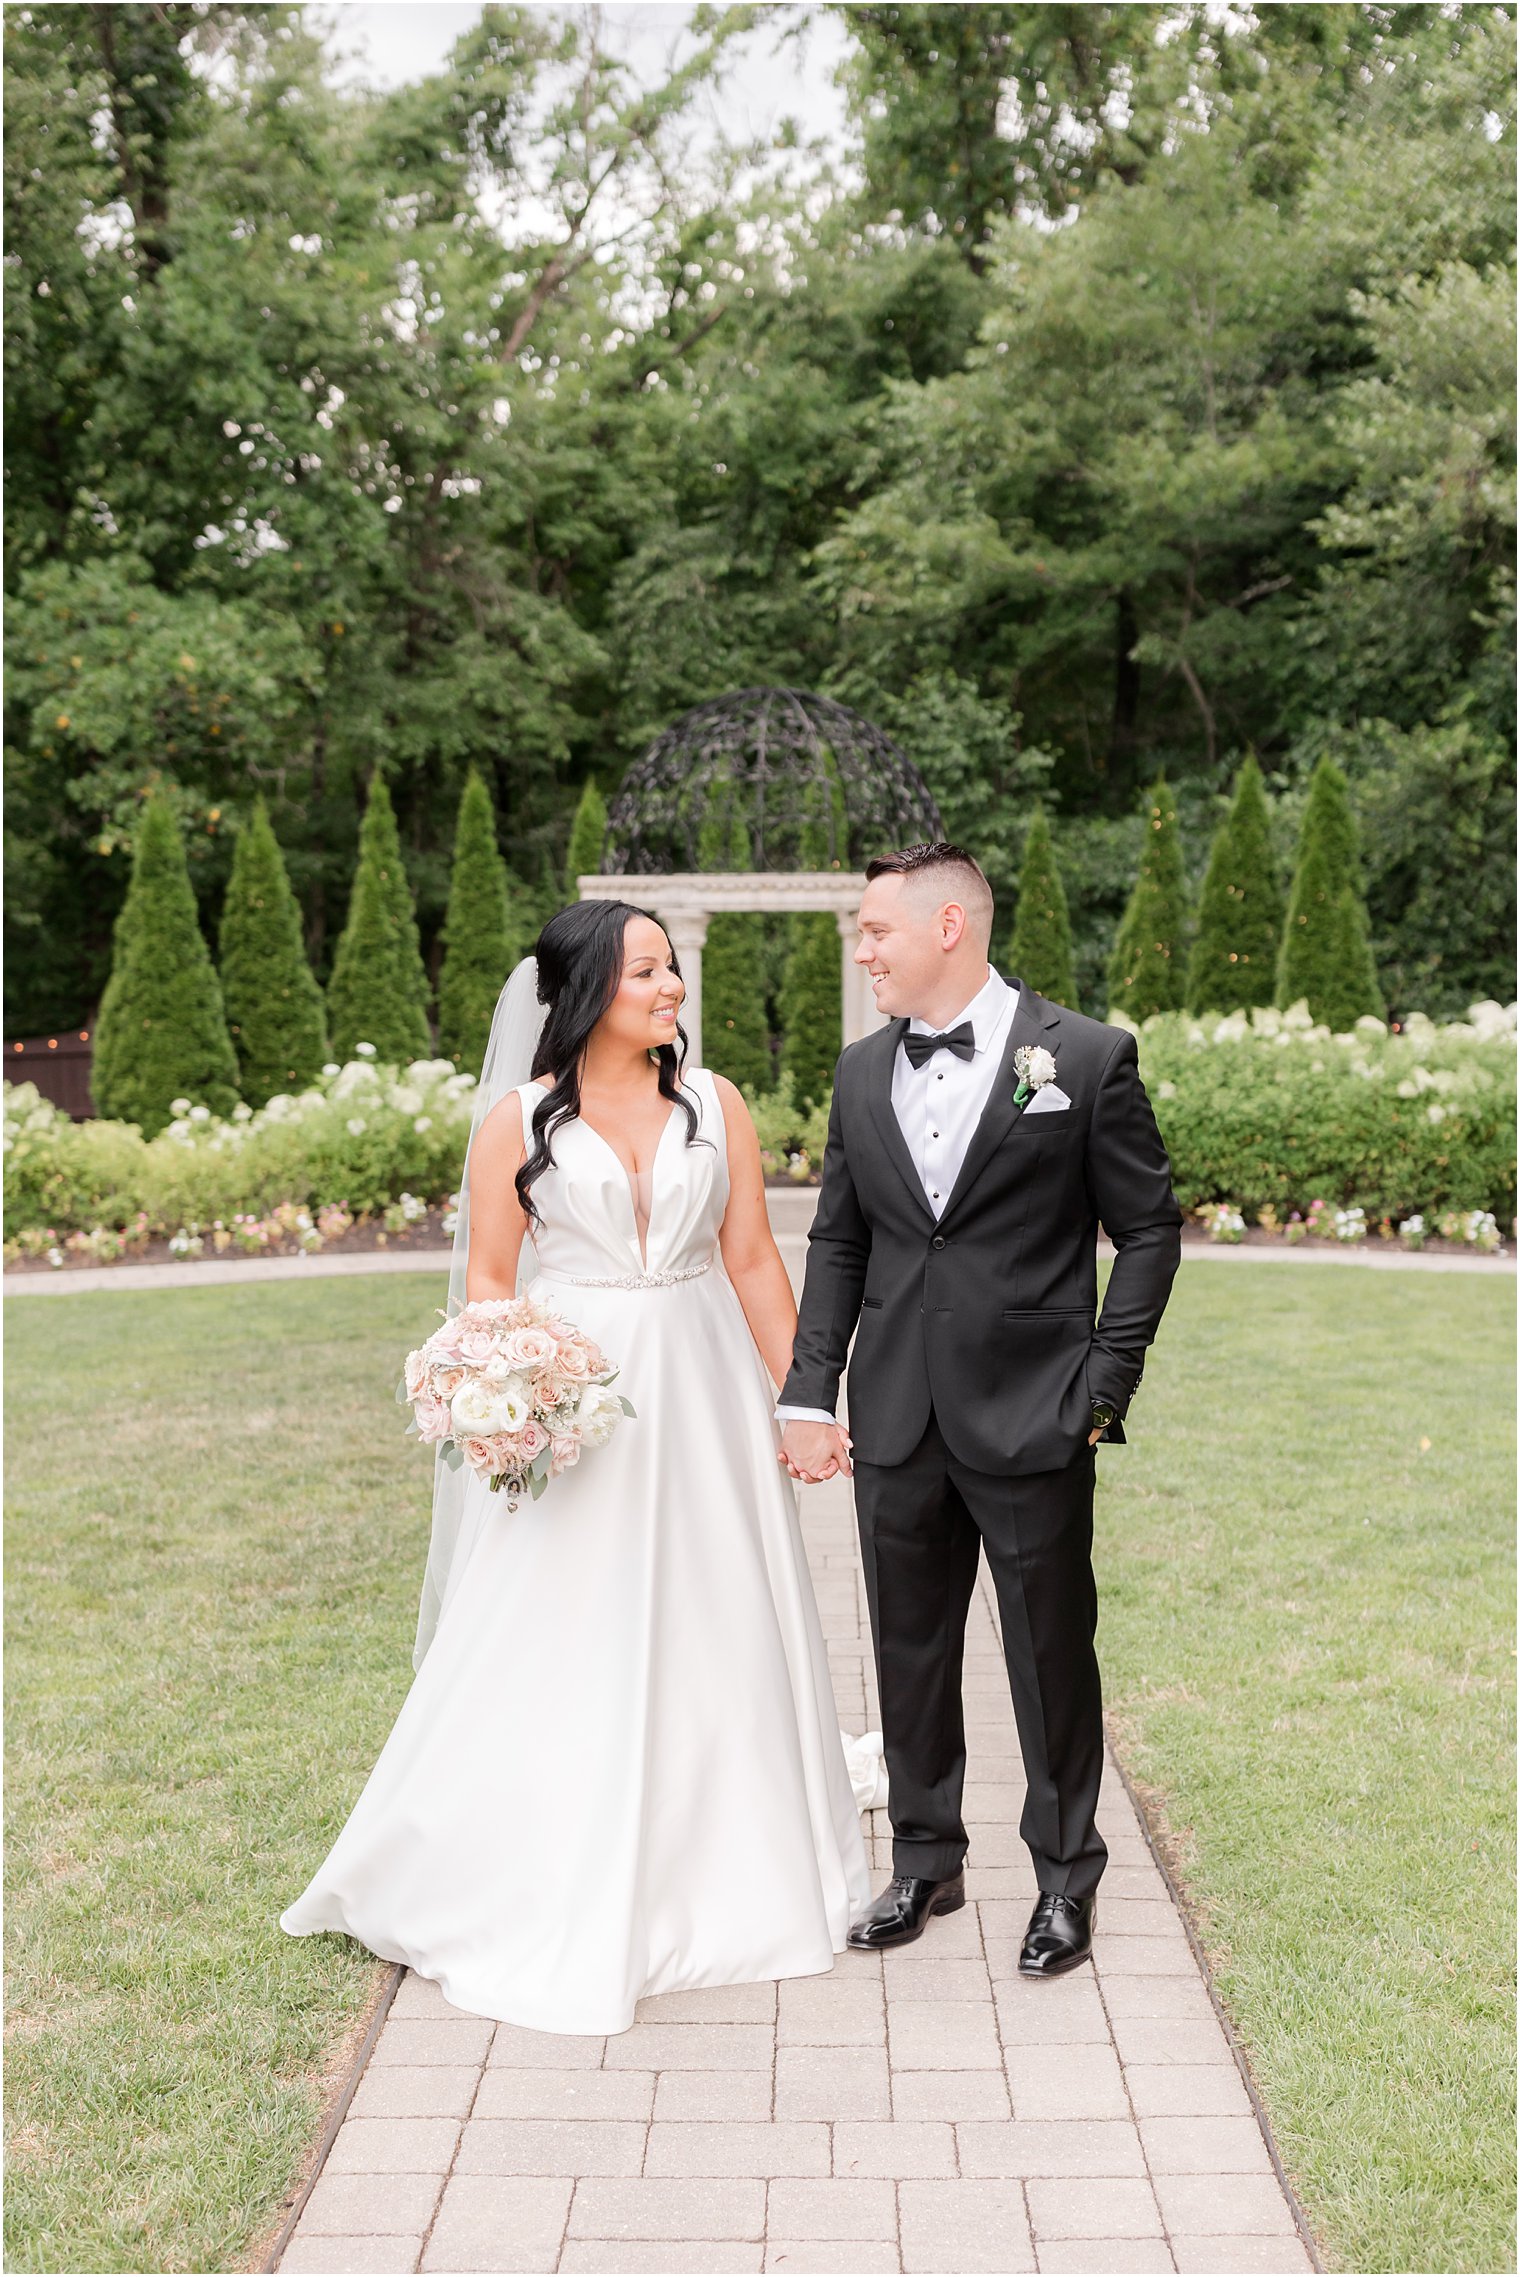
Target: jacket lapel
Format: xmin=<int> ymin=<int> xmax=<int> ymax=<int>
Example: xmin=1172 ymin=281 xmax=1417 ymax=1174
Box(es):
xmin=936 ymin=979 xmax=1060 ymax=1229
xmin=864 ymin=1018 xmax=937 ymax=1225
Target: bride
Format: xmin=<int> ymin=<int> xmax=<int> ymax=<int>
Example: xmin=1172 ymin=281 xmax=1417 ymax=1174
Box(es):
xmin=280 ymin=897 xmax=873 ymax=2033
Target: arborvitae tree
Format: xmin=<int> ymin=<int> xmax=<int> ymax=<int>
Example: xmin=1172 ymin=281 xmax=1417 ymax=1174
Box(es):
xmin=91 ymin=793 xmax=241 ymax=1136
xmin=779 ymin=912 xmax=840 ymax=1108
xmin=89 ymin=843 xmax=149 ymax=1115
xmin=437 ymin=770 xmax=517 ymax=1076
xmin=1276 ymin=754 xmax=1386 ymax=1027
xmin=217 ymin=797 xmax=329 ymax=1106
xmin=703 ymin=916 xmax=772 ymax=1090
xmin=326 ymin=774 xmax=433 ymax=1064
xmin=1005 ymin=806 xmax=1078 ymax=1006
xmin=779 ymin=777 xmax=843 ymax=1107
xmin=1107 ymin=772 xmax=1191 ymax=1021
xmin=566 ymin=778 xmax=608 ymax=883
xmin=695 ymin=798 xmax=771 ymax=1090
xmin=1185 ymin=753 xmax=1284 ymax=1014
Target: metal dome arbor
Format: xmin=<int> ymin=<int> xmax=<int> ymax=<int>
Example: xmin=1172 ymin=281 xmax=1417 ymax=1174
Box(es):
xmin=581 ymin=688 xmax=945 ymax=1066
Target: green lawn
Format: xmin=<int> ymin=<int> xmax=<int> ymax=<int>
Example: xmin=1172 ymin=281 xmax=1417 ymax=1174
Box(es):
xmin=4 ymin=1275 xmax=446 ymax=2275
xmin=3 ymin=1262 xmax=1514 ymax=2274
xmin=1096 ymin=1260 xmax=1515 ymax=2276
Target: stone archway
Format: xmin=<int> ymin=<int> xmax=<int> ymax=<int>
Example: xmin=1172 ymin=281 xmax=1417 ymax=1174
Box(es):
xmin=576 ymin=870 xmax=887 ymax=1069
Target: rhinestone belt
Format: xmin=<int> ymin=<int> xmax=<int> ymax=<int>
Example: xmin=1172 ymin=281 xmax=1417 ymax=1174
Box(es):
xmin=562 ymin=1258 xmax=713 ymax=1290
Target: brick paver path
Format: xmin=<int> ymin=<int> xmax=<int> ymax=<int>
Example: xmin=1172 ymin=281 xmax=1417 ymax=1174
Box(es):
xmin=276 ymin=1465 xmax=1315 ymax=2276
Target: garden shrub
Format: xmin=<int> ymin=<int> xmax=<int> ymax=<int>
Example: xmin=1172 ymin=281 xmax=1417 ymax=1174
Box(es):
xmin=1107 ymin=772 xmax=1191 ymax=1021
xmin=6 ymin=1004 xmax=1513 ymax=1241
xmin=1277 ymin=753 xmax=1384 ymax=1028
xmin=1005 ymin=805 xmax=1078 ymax=1008
xmin=1124 ymin=999 xmax=1515 ymax=1225
xmin=89 ymin=792 xmax=241 ymax=1137
xmin=326 ymin=775 xmax=432 ymax=1064
xmin=435 ymin=770 xmax=518 ymax=1077
xmin=1185 ymin=753 xmax=1283 ymax=1014
xmin=780 ymin=913 xmax=841 ymax=1109
xmin=218 ymin=797 xmax=329 ymax=1106
xmin=566 ymin=779 xmax=608 ymax=882
xmin=704 ymin=915 xmax=772 ymax=1092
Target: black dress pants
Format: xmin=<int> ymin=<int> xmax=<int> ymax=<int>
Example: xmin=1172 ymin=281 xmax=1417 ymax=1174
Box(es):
xmin=852 ymin=1404 xmax=1108 ymax=1899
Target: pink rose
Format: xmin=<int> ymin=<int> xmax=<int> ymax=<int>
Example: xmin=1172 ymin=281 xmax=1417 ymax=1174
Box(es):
xmin=549 ymin=1433 xmax=580 ymax=1475
xmin=555 ymin=1335 xmax=593 ymax=1379
xmin=503 ymin=1326 xmax=559 ymax=1373
xmin=414 ymin=1392 xmax=452 ymax=1440
xmin=461 ymin=1436 xmax=496 ymax=1470
xmin=404 ymin=1347 xmax=430 ymax=1399
xmin=521 ymin=1417 xmax=549 ymax=1459
xmin=456 ymin=1327 xmax=497 ymax=1365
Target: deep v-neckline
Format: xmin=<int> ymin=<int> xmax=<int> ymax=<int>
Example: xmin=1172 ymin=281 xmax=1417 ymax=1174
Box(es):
xmin=528 ymin=1080 xmax=685 ymax=1267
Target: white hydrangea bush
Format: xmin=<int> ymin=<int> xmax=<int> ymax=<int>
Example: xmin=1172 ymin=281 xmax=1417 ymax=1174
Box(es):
xmin=4 ymin=1054 xmax=480 ymax=1247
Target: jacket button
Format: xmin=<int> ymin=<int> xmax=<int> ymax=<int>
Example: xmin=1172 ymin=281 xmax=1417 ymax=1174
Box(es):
xmin=931 ymin=1235 xmax=946 ymax=1250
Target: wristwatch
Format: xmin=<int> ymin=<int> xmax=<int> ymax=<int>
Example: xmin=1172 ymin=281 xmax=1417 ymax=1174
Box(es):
xmin=1090 ymin=1398 xmax=1119 ymax=1438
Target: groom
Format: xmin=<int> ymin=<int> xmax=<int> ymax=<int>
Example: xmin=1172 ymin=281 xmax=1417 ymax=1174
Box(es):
xmin=777 ymin=842 xmax=1182 ymax=1977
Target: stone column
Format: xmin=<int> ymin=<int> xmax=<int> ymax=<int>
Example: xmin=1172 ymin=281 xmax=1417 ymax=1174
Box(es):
xmin=837 ymin=908 xmax=888 ymax=1047
xmin=662 ymin=909 xmax=710 ymax=1069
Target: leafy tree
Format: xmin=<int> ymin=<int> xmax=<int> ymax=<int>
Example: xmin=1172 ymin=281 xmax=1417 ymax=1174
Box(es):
xmin=1006 ymin=806 xmax=1078 ymax=1008
xmin=1107 ymin=775 xmax=1191 ymax=1021
xmin=1184 ymin=754 xmax=1284 ymax=1014
xmin=839 ymin=4 xmax=1170 ymax=259
xmin=436 ymin=770 xmax=517 ymax=1076
xmin=91 ymin=792 xmax=240 ymax=1134
xmin=566 ymin=779 xmax=608 ymax=883
xmin=326 ymin=775 xmax=432 ymax=1064
xmin=218 ymin=797 xmax=328 ymax=1105
xmin=1277 ymin=755 xmax=1385 ymax=1028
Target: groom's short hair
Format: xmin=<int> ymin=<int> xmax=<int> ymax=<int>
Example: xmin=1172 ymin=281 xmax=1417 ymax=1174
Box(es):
xmin=866 ymin=842 xmax=994 ymax=942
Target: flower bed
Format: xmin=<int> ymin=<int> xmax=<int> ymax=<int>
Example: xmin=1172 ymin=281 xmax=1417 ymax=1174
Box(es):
xmin=1128 ymin=998 xmax=1515 ymax=1228
xmin=3 ymin=1046 xmax=476 ymax=1249
xmin=5 ymin=1001 xmax=1514 ymax=1254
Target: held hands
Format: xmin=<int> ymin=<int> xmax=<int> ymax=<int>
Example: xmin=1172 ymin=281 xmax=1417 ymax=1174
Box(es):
xmin=782 ymin=1419 xmax=1103 ymax=1480
xmin=779 ymin=1419 xmax=854 ymax=1484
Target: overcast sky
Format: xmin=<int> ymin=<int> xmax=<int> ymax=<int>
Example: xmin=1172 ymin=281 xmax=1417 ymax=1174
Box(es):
xmin=315 ymin=2 xmax=855 ymax=162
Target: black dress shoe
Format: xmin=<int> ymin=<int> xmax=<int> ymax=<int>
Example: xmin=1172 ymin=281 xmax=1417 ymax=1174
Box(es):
xmin=1018 ymin=1890 xmax=1095 ymax=1977
xmin=846 ymin=1870 xmax=965 ymax=1950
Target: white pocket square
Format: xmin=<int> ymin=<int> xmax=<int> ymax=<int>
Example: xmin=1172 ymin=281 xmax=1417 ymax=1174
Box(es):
xmin=1023 ymin=1084 xmax=1072 ymax=1114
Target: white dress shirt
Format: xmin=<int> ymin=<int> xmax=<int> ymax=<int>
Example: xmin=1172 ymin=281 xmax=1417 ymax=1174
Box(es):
xmin=777 ymin=969 xmax=1018 ymax=1427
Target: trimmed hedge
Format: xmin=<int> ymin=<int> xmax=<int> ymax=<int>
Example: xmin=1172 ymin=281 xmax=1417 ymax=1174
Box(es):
xmin=3 ymin=1055 xmax=475 ymax=1242
xmin=1126 ymin=1000 xmax=1515 ymax=1226
xmin=5 ymin=1003 xmax=1514 ymax=1242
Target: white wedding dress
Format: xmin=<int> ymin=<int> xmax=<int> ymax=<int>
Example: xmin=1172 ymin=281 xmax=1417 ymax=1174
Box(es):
xmin=280 ymin=1066 xmax=872 ymax=2033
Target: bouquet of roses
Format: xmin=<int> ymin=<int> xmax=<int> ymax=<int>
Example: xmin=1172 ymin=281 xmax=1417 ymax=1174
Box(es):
xmin=399 ymin=1292 xmax=634 ymax=1505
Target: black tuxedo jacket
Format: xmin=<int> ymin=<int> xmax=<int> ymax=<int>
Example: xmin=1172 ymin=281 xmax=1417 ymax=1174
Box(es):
xmin=779 ymin=979 xmax=1184 ymax=1475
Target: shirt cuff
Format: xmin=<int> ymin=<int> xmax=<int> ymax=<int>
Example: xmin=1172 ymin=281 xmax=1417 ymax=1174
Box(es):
xmin=774 ymin=1405 xmax=839 ymax=1426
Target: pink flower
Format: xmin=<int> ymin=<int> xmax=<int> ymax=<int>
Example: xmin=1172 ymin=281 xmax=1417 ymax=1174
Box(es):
xmin=503 ymin=1326 xmax=559 ymax=1373
xmin=404 ymin=1347 xmax=431 ymax=1399
xmin=461 ymin=1436 xmax=496 ymax=1470
xmin=521 ymin=1417 xmax=549 ymax=1459
xmin=414 ymin=1392 xmax=452 ymax=1440
xmin=455 ymin=1327 xmax=497 ymax=1366
xmin=554 ymin=1335 xmax=594 ymax=1379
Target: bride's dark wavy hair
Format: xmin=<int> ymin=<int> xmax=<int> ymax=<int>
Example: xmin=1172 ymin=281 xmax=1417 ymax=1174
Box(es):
xmin=516 ymin=899 xmax=708 ymax=1229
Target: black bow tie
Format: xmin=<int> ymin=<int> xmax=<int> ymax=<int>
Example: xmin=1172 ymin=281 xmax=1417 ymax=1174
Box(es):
xmin=903 ymin=1020 xmax=976 ymax=1071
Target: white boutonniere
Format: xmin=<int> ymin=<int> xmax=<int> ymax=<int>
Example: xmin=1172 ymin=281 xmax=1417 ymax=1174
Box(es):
xmin=1012 ymin=1044 xmax=1059 ymax=1108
